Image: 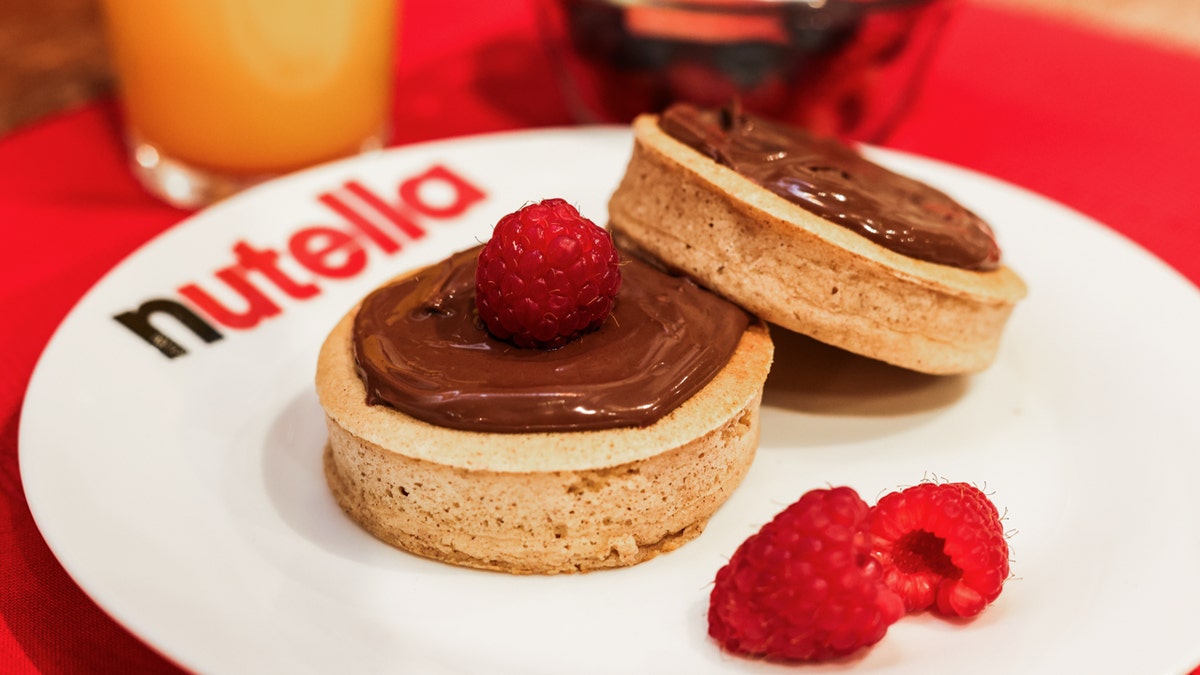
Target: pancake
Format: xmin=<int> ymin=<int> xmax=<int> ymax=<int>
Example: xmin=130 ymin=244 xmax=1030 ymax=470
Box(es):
xmin=608 ymin=111 xmax=1027 ymax=375
xmin=317 ymin=255 xmax=773 ymax=574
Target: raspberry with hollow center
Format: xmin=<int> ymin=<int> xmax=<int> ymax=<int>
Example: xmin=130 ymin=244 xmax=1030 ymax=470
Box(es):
xmin=708 ymin=486 xmax=905 ymax=662
xmin=475 ymin=199 xmax=621 ymax=349
xmin=869 ymin=481 xmax=1010 ymax=618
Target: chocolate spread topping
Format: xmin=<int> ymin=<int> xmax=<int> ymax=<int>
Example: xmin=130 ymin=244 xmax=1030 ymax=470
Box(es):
xmin=659 ymin=103 xmax=1001 ymax=271
xmin=352 ymin=247 xmax=751 ymax=433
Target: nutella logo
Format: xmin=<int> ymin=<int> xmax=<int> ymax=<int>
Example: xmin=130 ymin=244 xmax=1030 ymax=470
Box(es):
xmin=114 ymin=165 xmax=486 ymax=359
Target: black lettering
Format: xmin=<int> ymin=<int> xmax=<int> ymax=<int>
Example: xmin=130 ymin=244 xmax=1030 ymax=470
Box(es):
xmin=114 ymin=298 xmax=224 ymax=358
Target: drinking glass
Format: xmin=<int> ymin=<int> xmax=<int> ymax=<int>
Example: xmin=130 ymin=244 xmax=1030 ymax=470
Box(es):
xmin=539 ymin=0 xmax=953 ymax=143
xmin=102 ymin=0 xmax=398 ymax=208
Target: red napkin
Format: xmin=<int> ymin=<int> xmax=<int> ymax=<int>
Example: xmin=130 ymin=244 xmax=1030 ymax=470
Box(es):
xmin=888 ymin=6 xmax=1200 ymax=286
xmin=1 ymin=1 xmax=1198 ymax=672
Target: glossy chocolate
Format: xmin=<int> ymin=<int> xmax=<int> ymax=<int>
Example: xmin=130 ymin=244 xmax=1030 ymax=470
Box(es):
xmin=352 ymin=247 xmax=751 ymax=433
xmin=659 ymin=103 xmax=1001 ymax=271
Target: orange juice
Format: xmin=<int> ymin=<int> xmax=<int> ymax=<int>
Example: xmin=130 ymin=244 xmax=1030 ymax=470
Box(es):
xmin=103 ymin=0 xmax=396 ymax=177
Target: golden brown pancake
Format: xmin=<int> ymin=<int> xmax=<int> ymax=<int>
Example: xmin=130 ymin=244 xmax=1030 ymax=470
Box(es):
xmin=608 ymin=114 xmax=1027 ymax=375
xmin=317 ymin=262 xmax=773 ymax=574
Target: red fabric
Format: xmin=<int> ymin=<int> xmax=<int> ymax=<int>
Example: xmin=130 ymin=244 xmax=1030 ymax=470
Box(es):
xmin=887 ymin=5 xmax=1200 ymax=285
xmin=1 ymin=1 xmax=1197 ymax=672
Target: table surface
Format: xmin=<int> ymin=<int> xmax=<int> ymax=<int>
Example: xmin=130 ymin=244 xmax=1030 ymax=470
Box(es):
xmin=2 ymin=1 xmax=1199 ymax=673
xmin=2 ymin=0 xmax=1200 ymax=135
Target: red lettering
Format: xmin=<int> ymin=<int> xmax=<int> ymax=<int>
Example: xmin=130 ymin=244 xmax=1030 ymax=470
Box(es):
xmin=319 ymin=191 xmax=401 ymax=254
xmin=346 ymin=181 xmax=426 ymax=240
xmin=289 ymin=226 xmax=367 ymax=279
xmin=233 ymin=241 xmax=319 ymax=299
xmin=125 ymin=162 xmax=490 ymax=357
xmin=179 ymin=268 xmax=281 ymax=330
xmin=398 ymin=165 xmax=486 ymax=219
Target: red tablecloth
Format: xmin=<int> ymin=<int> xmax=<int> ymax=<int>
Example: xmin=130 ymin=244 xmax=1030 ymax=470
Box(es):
xmin=2 ymin=1 xmax=1198 ymax=672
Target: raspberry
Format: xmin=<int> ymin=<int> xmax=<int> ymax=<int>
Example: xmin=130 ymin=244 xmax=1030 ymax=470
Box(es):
xmin=869 ymin=481 xmax=1009 ymax=618
xmin=708 ymin=487 xmax=905 ymax=662
xmin=475 ymin=199 xmax=621 ymax=349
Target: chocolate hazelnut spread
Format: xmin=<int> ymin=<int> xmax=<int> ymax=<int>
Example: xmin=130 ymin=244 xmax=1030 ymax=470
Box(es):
xmin=658 ymin=103 xmax=1001 ymax=271
xmin=352 ymin=247 xmax=751 ymax=433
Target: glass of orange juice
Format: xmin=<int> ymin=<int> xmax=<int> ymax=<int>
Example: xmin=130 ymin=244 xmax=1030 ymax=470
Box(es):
xmin=102 ymin=0 xmax=398 ymax=208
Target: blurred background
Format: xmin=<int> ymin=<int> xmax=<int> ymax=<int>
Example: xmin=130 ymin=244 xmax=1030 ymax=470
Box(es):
xmin=2 ymin=0 xmax=1198 ymax=136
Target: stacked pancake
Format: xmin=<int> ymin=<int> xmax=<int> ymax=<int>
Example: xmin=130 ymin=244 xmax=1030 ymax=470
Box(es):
xmin=608 ymin=104 xmax=1026 ymax=375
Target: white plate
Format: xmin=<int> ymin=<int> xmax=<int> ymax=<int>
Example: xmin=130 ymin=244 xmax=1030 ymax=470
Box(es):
xmin=20 ymin=128 xmax=1200 ymax=674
